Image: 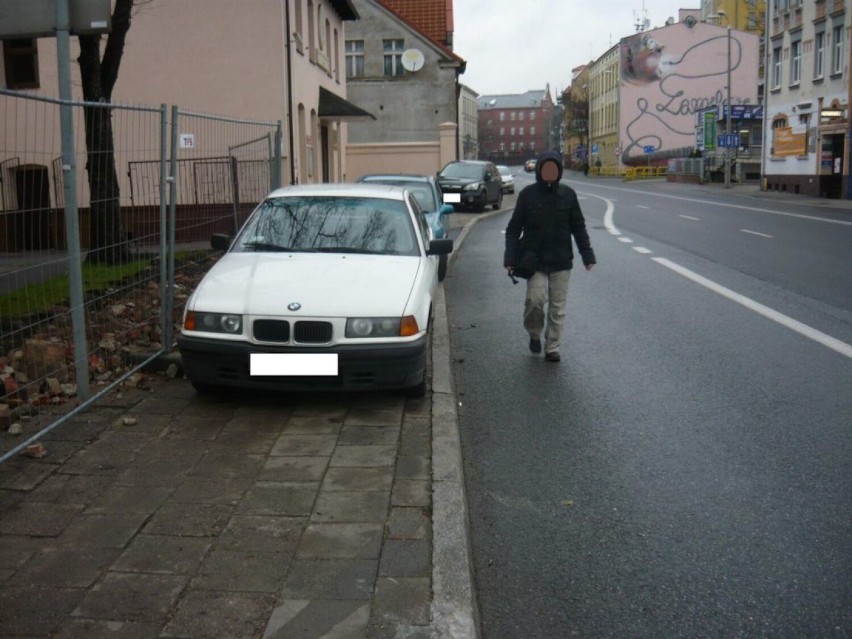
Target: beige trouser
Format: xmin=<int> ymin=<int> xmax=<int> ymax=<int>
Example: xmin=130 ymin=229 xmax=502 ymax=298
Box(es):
xmin=524 ymin=270 xmax=572 ymax=354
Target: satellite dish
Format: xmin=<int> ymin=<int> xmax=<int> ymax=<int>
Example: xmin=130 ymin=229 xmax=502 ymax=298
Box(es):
xmin=401 ymin=48 xmax=425 ymax=73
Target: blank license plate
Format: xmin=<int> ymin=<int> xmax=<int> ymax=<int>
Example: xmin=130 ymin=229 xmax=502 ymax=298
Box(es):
xmin=250 ymin=353 xmax=338 ymax=376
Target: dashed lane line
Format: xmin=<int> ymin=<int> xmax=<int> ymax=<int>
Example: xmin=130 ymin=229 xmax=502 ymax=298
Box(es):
xmin=580 ymin=190 xmax=851 ymax=359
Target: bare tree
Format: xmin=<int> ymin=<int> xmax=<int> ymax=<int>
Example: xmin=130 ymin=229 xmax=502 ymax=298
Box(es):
xmin=77 ymin=0 xmax=136 ymax=264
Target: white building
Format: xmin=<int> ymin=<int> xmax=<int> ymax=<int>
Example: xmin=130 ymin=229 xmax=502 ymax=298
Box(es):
xmin=762 ymin=0 xmax=850 ymax=198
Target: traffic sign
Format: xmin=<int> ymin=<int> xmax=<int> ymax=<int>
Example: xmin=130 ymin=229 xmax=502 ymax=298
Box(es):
xmin=717 ymin=134 xmax=740 ymax=148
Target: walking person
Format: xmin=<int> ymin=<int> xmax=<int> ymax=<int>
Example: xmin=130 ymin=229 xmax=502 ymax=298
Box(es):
xmin=503 ymin=151 xmax=596 ymax=362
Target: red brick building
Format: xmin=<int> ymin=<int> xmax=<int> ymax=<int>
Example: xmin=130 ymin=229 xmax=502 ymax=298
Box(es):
xmin=477 ymin=89 xmax=555 ymax=165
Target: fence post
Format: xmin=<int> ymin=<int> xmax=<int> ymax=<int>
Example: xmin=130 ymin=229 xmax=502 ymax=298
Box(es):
xmin=159 ymin=104 xmax=169 ymax=350
xmin=273 ymin=121 xmax=283 ymax=191
xmin=56 ymin=0 xmax=90 ymax=400
xmin=165 ymin=105 xmax=179 ymax=349
xmin=230 ymin=155 xmax=240 ymax=233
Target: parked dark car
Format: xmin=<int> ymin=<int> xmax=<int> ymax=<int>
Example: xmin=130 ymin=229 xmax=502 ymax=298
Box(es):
xmin=357 ymin=173 xmax=454 ymax=281
xmin=436 ymin=160 xmax=503 ymax=213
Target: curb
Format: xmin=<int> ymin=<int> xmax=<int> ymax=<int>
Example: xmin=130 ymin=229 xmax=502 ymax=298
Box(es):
xmin=429 ymin=206 xmax=506 ymax=638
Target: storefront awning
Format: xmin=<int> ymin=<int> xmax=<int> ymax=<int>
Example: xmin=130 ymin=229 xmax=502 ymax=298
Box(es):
xmin=318 ymin=87 xmax=375 ymax=121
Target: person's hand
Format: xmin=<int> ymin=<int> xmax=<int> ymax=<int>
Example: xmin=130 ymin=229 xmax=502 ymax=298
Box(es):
xmin=585 ymin=264 xmax=595 ymax=271
xmin=505 ymin=266 xmax=514 ymax=272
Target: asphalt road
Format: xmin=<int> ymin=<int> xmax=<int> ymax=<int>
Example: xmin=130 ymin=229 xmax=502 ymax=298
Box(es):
xmin=445 ymin=174 xmax=852 ymax=638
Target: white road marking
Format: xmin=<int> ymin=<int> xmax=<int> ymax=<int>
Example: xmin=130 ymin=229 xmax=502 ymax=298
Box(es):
xmin=653 ymin=258 xmax=852 ymax=359
xmin=633 ymin=247 xmax=653 ymax=254
xmin=741 ymin=229 xmax=773 ymax=238
xmin=617 ymin=237 xmax=634 ymax=243
xmin=637 ymin=205 xmax=651 ymax=209
xmin=680 ymin=215 xmax=700 ymax=221
xmin=600 ymin=196 xmax=620 ymax=236
xmin=576 ymin=184 xmax=852 ymax=225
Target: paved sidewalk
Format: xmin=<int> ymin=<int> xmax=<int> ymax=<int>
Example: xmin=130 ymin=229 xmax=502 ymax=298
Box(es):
xmin=0 ymin=254 xmax=483 ymax=636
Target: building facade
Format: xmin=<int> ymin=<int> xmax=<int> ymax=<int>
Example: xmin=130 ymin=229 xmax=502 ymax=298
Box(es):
xmin=0 ymin=0 xmax=367 ymax=188
xmin=762 ymin=0 xmax=849 ymax=198
xmin=459 ymin=83 xmax=479 ymax=159
xmin=343 ymin=0 xmax=465 ymax=175
xmin=476 ymin=89 xmax=555 ymax=165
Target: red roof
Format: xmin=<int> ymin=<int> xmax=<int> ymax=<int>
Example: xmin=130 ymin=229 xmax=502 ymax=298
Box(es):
xmin=377 ymin=0 xmax=453 ymax=47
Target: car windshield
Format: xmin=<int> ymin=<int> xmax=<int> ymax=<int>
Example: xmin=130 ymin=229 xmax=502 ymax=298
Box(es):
xmin=440 ymin=163 xmax=484 ymax=179
xmin=497 ymin=166 xmax=511 ymax=176
xmin=234 ymin=196 xmax=419 ymax=256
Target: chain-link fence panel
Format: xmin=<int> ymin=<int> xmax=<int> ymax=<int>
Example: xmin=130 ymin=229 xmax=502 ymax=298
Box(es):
xmin=1 ymin=89 xmax=168 ymax=463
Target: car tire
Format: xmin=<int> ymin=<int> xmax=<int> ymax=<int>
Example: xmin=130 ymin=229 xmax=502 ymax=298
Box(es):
xmin=438 ymin=254 xmax=448 ymax=282
xmin=190 ymin=380 xmax=218 ymax=394
xmin=475 ymin=200 xmax=486 ymax=213
xmin=492 ymin=192 xmax=503 ymax=210
xmin=405 ymin=377 xmax=427 ymax=398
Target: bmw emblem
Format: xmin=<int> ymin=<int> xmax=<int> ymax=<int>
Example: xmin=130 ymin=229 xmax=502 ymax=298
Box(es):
xmin=287 ymin=302 xmax=301 ymax=311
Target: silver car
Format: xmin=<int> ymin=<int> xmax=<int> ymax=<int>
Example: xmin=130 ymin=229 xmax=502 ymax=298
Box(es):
xmin=496 ymin=165 xmax=515 ymax=194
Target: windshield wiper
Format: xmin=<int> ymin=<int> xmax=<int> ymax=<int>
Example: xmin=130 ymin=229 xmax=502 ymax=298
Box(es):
xmin=241 ymin=242 xmax=316 ymax=252
xmin=313 ymin=247 xmax=383 ymax=254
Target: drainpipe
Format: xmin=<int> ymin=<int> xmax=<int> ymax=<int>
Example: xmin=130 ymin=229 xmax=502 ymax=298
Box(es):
xmin=284 ymin=1 xmax=296 ymax=185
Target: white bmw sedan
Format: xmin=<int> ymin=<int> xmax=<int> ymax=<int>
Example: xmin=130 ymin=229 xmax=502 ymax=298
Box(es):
xmin=178 ymin=183 xmax=453 ymax=397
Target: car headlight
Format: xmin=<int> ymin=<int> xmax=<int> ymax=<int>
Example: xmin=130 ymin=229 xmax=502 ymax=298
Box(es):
xmin=462 ymin=182 xmax=481 ymax=191
xmin=345 ymin=316 xmax=420 ymax=338
xmin=184 ymin=311 xmax=243 ymax=334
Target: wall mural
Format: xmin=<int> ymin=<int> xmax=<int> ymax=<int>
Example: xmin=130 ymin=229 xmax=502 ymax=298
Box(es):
xmin=618 ymin=24 xmax=759 ymax=166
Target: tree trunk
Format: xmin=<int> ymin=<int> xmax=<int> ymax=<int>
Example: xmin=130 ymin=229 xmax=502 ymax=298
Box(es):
xmin=77 ymin=0 xmax=135 ymax=264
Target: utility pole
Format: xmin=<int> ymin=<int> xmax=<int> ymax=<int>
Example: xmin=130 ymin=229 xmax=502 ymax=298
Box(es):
xmin=725 ymin=22 xmax=733 ymax=189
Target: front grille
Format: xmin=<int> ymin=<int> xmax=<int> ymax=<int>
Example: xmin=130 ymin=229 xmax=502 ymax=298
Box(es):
xmin=294 ymin=321 xmax=333 ymax=343
xmin=253 ymin=319 xmax=290 ymax=342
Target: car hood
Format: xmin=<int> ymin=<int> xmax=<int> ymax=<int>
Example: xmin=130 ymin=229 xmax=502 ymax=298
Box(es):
xmin=189 ymin=253 xmax=422 ymax=317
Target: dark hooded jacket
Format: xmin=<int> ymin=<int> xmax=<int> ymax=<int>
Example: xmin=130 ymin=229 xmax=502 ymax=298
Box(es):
xmin=503 ymin=151 xmax=596 ymax=273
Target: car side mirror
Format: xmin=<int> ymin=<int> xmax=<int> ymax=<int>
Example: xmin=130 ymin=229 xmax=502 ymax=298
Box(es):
xmin=427 ymin=238 xmax=453 ymax=256
xmin=211 ymin=233 xmax=233 ymax=251
xmin=439 ymin=204 xmax=454 ymax=215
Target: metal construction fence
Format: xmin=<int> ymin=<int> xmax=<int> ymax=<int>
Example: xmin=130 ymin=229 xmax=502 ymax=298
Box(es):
xmin=0 ymin=89 xmax=282 ymax=464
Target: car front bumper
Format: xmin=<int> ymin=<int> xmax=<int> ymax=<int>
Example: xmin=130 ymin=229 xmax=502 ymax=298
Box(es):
xmin=178 ymin=334 xmax=427 ymax=393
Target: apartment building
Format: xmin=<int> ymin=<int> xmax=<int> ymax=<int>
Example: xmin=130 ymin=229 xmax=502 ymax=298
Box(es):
xmin=763 ymin=0 xmax=850 ymax=197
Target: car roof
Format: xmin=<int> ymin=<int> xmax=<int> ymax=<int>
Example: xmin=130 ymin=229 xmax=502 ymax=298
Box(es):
xmin=265 ymin=182 xmax=408 ymax=200
xmin=358 ymin=174 xmax=434 ymax=183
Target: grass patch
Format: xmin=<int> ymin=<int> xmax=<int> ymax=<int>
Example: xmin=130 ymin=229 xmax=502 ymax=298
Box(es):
xmin=0 ymin=259 xmax=152 ymax=319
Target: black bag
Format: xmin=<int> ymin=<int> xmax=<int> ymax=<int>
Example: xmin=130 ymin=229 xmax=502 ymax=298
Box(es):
xmin=511 ymin=250 xmax=538 ymax=279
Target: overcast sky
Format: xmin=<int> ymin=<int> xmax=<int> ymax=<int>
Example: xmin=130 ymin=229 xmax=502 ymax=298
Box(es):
xmin=453 ymin=0 xmax=693 ymax=97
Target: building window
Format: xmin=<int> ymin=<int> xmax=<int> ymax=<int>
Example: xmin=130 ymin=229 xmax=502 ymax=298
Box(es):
xmin=345 ymin=40 xmax=364 ymax=78
xmin=529 ymin=141 xmax=536 ymax=151
xmin=530 ymin=111 xmax=536 ymax=121
xmin=814 ymin=31 xmax=825 ymax=78
xmin=383 ymin=39 xmax=404 ymax=76
xmin=500 ymin=127 xmax=505 ymax=135
xmin=2 ymin=39 xmax=39 ymax=89
xmin=772 ymin=45 xmax=782 ymax=88
xmin=510 ymin=112 xmax=516 ymax=121
xmin=530 ymin=126 xmax=536 ymax=136
xmin=510 ymin=127 xmax=516 ymax=136
xmin=499 ymin=112 xmax=505 ymax=121
xmin=831 ymin=24 xmax=844 ymax=75
xmin=789 ymin=39 xmax=801 ymax=85
xmin=519 ymin=127 xmax=524 ymax=136
xmin=510 ymin=142 xmax=516 ymax=151
xmin=519 ymin=111 xmax=525 ymax=121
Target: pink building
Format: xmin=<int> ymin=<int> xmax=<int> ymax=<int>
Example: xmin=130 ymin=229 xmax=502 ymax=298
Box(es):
xmin=615 ymin=20 xmax=760 ymax=168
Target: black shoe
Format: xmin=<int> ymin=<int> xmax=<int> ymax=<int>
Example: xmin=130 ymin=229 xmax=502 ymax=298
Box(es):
xmin=544 ymin=352 xmax=561 ymax=362
xmin=528 ymin=337 xmax=542 ymax=353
